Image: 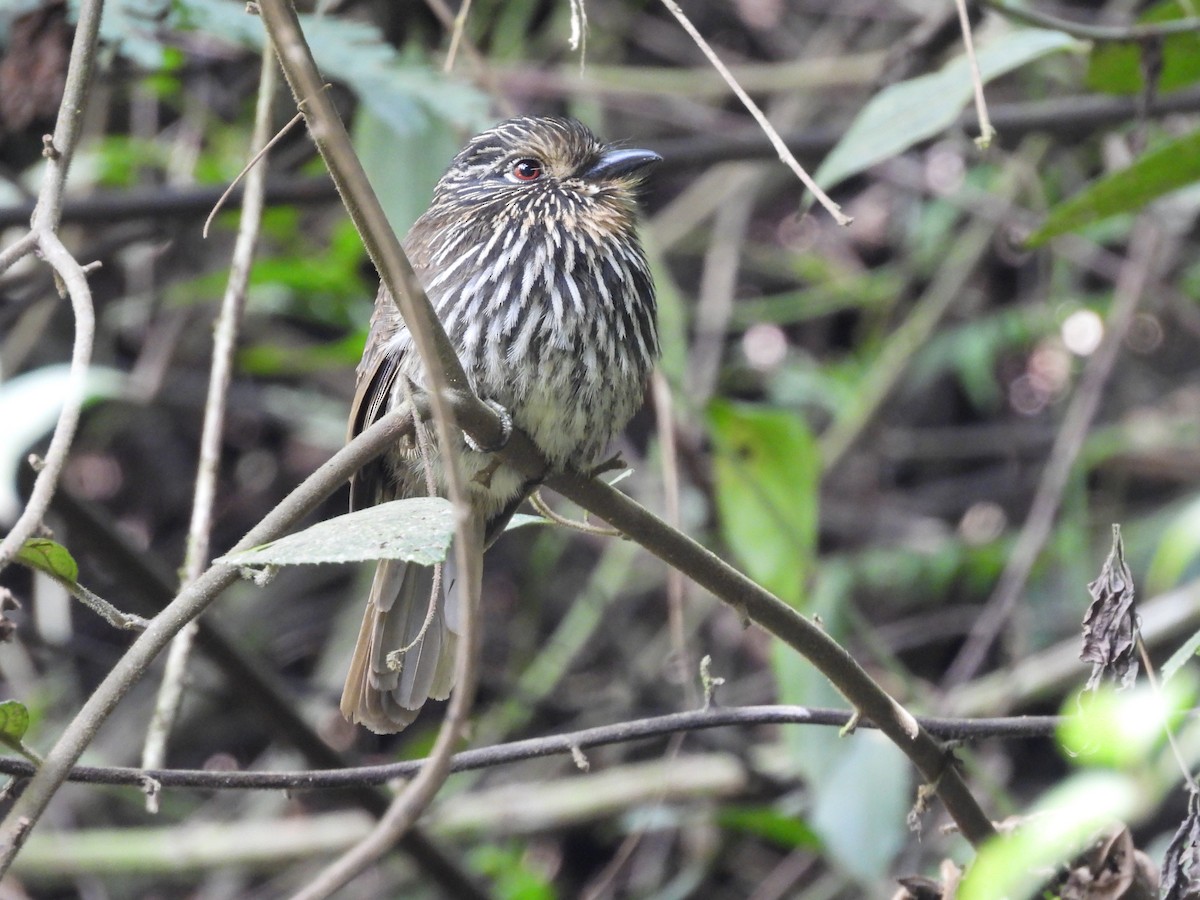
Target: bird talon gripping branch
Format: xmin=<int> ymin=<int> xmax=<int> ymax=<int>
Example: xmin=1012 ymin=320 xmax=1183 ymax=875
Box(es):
xmin=464 ymin=398 xmax=513 ymax=453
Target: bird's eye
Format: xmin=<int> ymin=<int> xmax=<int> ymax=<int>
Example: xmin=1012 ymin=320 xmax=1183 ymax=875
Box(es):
xmin=510 ymin=158 xmax=543 ymax=182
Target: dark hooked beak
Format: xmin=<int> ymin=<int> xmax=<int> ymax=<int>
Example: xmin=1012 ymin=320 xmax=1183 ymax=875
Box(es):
xmin=583 ymin=148 xmax=662 ymax=181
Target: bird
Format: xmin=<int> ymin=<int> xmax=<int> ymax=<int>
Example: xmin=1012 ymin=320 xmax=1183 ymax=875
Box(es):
xmin=341 ymin=116 xmax=661 ymax=733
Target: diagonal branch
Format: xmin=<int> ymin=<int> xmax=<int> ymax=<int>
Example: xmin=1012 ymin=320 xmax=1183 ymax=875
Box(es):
xmin=254 ymin=2 xmax=485 ymax=895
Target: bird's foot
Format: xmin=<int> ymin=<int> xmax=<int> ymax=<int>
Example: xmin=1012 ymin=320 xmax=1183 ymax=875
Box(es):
xmin=464 ymin=399 xmax=513 ymax=453
xmin=586 ymin=453 xmax=628 ymax=478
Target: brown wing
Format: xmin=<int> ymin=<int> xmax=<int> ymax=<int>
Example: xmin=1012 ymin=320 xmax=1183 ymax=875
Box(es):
xmin=345 ymin=309 xmax=405 ymax=513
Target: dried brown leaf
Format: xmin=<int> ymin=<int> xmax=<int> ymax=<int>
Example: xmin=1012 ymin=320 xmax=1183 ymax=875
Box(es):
xmin=1058 ymin=826 xmax=1157 ymax=900
xmin=1081 ymin=525 xmax=1139 ymax=691
xmin=1162 ymin=791 xmax=1200 ymax=900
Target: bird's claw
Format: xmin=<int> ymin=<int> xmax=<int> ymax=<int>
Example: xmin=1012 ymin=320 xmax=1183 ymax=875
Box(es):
xmin=465 ymin=399 xmax=513 ymax=453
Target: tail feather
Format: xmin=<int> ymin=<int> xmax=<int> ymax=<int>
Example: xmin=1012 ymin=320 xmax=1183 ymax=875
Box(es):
xmin=340 ymin=559 xmax=459 ymax=734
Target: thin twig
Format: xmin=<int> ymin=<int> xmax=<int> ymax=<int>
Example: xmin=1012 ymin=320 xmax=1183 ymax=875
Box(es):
xmin=0 ymin=233 xmax=96 ymax=571
xmin=443 ymin=0 xmax=473 ymax=72
xmin=953 ymin=0 xmax=994 ymax=147
xmin=657 ymin=0 xmax=851 ymax=226
xmin=982 ymin=0 xmax=1200 ymax=41
xmin=0 ymin=232 xmax=37 ymax=273
xmin=942 ymin=220 xmax=1164 ymax=689
xmin=202 ymin=109 xmax=302 ymax=239
xmin=421 ymin=0 xmax=515 ymax=116
xmin=0 ymin=705 xmax=1062 ymax=791
xmin=141 ymin=47 xmax=280 ymax=783
xmin=529 ymin=490 xmax=621 ymax=537
xmin=1135 ymin=636 xmax=1197 ymax=792
xmin=33 ymin=570 xmax=146 ymax=631
xmin=254 ymin=2 xmax=483 ymax=895
xmin=0 ymin=0 xmax=104 ymax=574
xmin=651 ymin=370 xmax=694 ymax=707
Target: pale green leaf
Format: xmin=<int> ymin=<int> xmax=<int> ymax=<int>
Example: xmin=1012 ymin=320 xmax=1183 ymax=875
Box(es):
xmin=1147 ymin=493 xmax=1200 ymax=594
xmin=218 ymin=497 xmax=455 ymax=567
xmin=815 ymin=29 xmax=1081 ymax=190
xmin=810 ymin=733 xmax=912 ymax=880
xmin=504 ymin=513 xmax=552 ymax=531
xmin=1162 ymin=628 xmax=1200 ymax=685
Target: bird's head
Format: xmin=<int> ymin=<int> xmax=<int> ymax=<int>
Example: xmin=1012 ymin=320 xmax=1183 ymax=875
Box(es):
xmin=418 ymin=116 xmax=661 ymax=247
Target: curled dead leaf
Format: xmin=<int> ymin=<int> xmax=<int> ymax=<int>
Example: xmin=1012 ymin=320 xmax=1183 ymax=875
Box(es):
xmin=1081 ymin=525 xmax=1139 ymax=691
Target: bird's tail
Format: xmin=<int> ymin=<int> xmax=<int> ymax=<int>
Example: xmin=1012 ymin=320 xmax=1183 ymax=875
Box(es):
xmin=340 ymin=558 xmax=459 ymax=734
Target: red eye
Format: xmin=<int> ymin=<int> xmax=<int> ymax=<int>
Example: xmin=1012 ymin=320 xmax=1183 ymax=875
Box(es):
xmin=511 ymin=158 xmax=543 ymax=182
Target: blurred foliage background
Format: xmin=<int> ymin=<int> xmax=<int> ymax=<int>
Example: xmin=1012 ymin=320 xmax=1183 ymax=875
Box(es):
xmin=3 ymin=0 xmax=1200 ymax=896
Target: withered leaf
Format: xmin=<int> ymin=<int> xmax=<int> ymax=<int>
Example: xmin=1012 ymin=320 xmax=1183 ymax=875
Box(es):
xmin=1057 ymin=825 xmax=1157 ymax=900
xmin=1081 ymin=525 xmax=1139 ymax=691
xmin=1162 ymin=791 xmax=1200 ymax=900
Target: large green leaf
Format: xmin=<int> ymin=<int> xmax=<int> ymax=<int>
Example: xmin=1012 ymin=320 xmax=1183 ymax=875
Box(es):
xmin=815 ymin=28 xmax=1080 ymax=190
xmin=1026 ymin=127 xmax=1200 ymax=245
xmin=809 ymin=733 xmax=913 ymax=880
xmin=217 ymin=497 xmax=456 ymax=568
xmin=708 ymin=401 xmax=818 ymax=607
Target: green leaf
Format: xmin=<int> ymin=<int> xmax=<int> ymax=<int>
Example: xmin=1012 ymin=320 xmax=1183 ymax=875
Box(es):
xmin=1162 ymin=628 xmax=1200 ymax=685
xmin=217 ymin=497 xmax=455 ymax=568
xmin=1056 ymin=679 xmax=1194 ymax=768
xmin=1087 ymin=0 xmax=1200 ymax=95
xmin=0 ymin=700 xmax=30 ymax=742
xmin=718 ymin=805 xmax=821 ymax=849
xmin=1027 ymin=128 xmax=1200 ymax=246
xmin=239 ymin=333 xmax=366 ymax=377
xmin=16 ymin=538 xmax=79 ymax=584
xmin=1145 ymin=493 xmax=1200 ymax=594
xmin=353 ymin=106 xmax=472 ymax=239
xmin=504 ymin=513 xmax=552 ymax=532
xmin=815 ymin=29 xmax=1081 ymax=190
xmin=809 ymin=734 xmax=912 ymax=880
xmin=708 ymin=401 xmax=818 ymax=607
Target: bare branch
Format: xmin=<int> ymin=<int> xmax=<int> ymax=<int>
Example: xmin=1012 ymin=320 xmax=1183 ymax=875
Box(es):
xmin=982 ymin=0 xmax=1200 ymax=41
xmin=253 ymin=2 xmax=484 ymax=893
xmin=0 ymin=0 xmax=105 ymax=574
xmin=943 ymin=219 xmax=1165 ymax=688
xmin=0 ymin=705 xmax=1061 ymax=791
xmin=658 ymin=0 xmax=851 ymax=226
xmin=142 ymin=45 xmax=281 ymax=780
